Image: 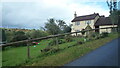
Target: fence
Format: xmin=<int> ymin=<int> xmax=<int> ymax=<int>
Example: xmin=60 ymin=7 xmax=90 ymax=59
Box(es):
xmin=1 ymin=27 xmax=118 ymax=66
xmin=0 ymin=27 xmax=118 ymax=65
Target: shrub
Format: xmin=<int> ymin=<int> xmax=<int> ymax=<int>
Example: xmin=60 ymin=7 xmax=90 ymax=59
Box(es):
xmin=90 ymin=32 xmax=102 ymax=40
xmin=29 ymin=30 xmax=49 ymax=39
xmin=48 ymin=38 xmax=64 ymax=46
xmin=65 ymin=35 xmax=73 ymax=42
xmin=49 ymin=47 xmax=60 ymax=53
xmin=101 ymin=32 xmax=109 ymax=38
xmin=2 ymin=46 xmax=13 ymax=51
xmin=10 ymin=31 xmax=28 ymax=46
xmin=48 ymin=39 xmax=56 ymax=46
xmin=68 ymin=45 xmax=74 ymax=48
xmin=5 ymin=29 xmax=15 ymax=43
xmin=58 ymin=39 xmax=65 ymax=44
xmin=77 ymin=40 xmax=83 ymax=45
xmin=81 ymin=29 xmax=85 ymax=35
xmin=41 ymin=46 xmax=52 ymax=52
xmin=41 ymin=46 xmax=60 ymax=55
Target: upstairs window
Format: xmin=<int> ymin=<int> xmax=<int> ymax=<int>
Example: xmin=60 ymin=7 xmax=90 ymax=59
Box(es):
xmin=85 ymin=20 xmax=91 ymax=24
xmin=72 ymin=28 xmax=74 ymax=30
xmin=75 ymin=22 xmax=80 ymax=25
xmin=75 ymin=30 xmax=80 ymax=32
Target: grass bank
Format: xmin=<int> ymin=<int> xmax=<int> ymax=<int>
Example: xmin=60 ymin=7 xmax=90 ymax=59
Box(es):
xmin=25 ymin=33 xmax=119 ymax=66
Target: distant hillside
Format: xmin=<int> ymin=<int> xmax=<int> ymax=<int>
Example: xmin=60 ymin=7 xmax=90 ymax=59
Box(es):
xmin=0 ymin=28 xmax=32 ymax=32
xmin=0 ymin=28 xmax=49 ymax=43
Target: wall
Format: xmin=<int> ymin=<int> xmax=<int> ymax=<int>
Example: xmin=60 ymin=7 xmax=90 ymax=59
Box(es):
xmin=94 ymin=15 xmax=100 ymax=24
xmin=99 ymin=25 xmax=117 ymax=34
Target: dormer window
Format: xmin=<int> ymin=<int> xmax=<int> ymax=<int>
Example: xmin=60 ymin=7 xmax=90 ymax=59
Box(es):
xmin=75 ymin=22 xmax=80 ymax=26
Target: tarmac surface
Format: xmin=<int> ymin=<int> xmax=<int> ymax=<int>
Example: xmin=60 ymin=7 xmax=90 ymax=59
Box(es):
xmin=64 ymin=38 xmax=119 ymax=66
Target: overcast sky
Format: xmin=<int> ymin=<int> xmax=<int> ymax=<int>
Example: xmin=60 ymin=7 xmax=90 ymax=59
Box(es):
xmin=1 ymin=0 xmax=120 ymax=29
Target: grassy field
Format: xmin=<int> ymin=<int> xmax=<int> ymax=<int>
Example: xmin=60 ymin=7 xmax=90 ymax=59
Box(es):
xmin=2 ymin=33 xmax=119 ymax=66
xmin=2 ymin=37 xmax=83 ymax=66
xmin=2 ymin=40 xmax=50 ymax=66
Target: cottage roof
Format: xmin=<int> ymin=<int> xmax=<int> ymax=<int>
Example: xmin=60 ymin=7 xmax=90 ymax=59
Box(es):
xmin=71 ymin=13 xmax=99 ymax=22
xmin=94 ymin=17 xmax=118 ymax=26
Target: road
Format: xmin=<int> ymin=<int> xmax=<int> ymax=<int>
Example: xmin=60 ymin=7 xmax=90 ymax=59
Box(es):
xmin=64 ymin=38 xmax=119 ymax=66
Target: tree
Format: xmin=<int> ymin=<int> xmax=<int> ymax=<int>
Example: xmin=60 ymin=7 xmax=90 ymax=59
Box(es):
xmin=81 ymin=29 xmax=85 ymax=35
xmin=29 ymin=29 xmax=48 ymax=39
xmin=1 ymin=29 xmax=6 ymax=44
xmin=56 ymin=19 xmax=72 ymax=33
xmin=9 ymin=31 xmax=28 ymax=46
xmin=40 ymin=26 xmax=46 ymax=31
xmin=116 ymin=10 xmax=120 ymax=31
xmin=45 ymin=18 xmax=72 ymax=34
xmin=63 ymin=25 xmax=71 ymax=33
xmin=110 ymin=11 xmax=119 ymax=27
xmin=106 ymin=0 xmax=119 ymax=29
xmin=5 ymin=30 xmax=15 ymax=43
xmin=45 ymin=18 xmax=62 ymax=35
xmin=56 ymin=20 xmax=66 ymax=30
xmin=11 ymin=31 xmax=28 ymax=42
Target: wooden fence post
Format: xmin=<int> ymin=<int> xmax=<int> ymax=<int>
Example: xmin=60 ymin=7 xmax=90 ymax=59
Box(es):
xmin=76 ymin=32 xmax=77 ymax=36
xmin=106 ymin=28 xmax=108 ymax=33
xmin=56 ymin=37 xmax=59 ymax=49
xmin=27 ymin=43 xmax=30 ymax=59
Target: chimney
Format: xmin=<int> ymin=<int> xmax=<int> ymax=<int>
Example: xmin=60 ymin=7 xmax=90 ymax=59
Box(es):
xmin=74 ymin=11 xmax=77 ymax=18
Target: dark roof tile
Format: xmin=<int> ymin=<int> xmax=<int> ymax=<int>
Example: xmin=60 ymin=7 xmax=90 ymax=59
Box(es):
xmin=71 ymin=13 xmax=99 ymax=22
xmin=94 ymin=17 xmax=118 ymax=26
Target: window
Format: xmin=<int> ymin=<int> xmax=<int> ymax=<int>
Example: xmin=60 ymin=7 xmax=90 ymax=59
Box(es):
xmin=71 ymin=24 xmax=73 ymax=26
xmin=75 ymin=30 xmax=80 ymax=32
xmin=85 ymin=20 xmax=91 ymax=24
xmin=72 ymin=28 xmax=74 ymax=30
xmin=75 ymin=22 xmax=80 ymax=25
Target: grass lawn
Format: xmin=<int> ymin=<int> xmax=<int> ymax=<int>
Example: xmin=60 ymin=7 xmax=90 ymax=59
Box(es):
xmin=2 ymin=33 xmax=119 ymax=66
xmin=2 ymin=37 xmax=83 ymax=66
xmin=2 ymin=39 xmax=50 ymax=66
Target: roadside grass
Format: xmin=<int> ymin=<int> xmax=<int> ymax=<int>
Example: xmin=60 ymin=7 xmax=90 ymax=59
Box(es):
xmin=2 ymin=33 xmax=119 ymax=66
xmin=26 ymin=33 xmax=119 ymax=66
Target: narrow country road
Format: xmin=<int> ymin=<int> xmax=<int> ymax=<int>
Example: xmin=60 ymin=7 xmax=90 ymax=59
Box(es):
xmin=64 ymin=38 xmax=119 ymax=66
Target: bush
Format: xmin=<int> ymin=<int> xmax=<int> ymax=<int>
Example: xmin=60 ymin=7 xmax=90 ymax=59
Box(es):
xmin=101 ymin=32 xmax=109 ymax=38
xmin=49 ymin=47 xmax=60 ymax=53
xmin=3 ymin=46 xmax=13 ymax=50
xmin=29 ymin=30 xmax=49 ymax=39
xmin=48 ymin=38 xmax=65 ymax=46
xmin=91 ymin=32 xmax=100 ymax=40
xmin=41 ymin=46 xmax=60 ymax=55
xmin=77 ymin=41 xmax=83 ymax=45
xmin=48 ymin=39 xmax=57 ymax=46
xmin=5 ymin=29 xmax=15 ymax=43
xmin=81 ymin=29 xmax=85 ymax=35
xmin=41 ymin=46 xmax=52 ymax=52
xmin=10 ymin=31 xmax=28 ymax=46
xmin=65 ymin=35 xmax=73 ymax=42
xmin=67 ymin=40 xmax=83 ymax=48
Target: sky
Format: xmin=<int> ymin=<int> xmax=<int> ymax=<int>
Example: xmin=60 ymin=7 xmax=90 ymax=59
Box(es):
xmin=1 ymin=0 xmax=119 ymax=29
xmin=118 ymin=1 xmax=120 ymax=10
